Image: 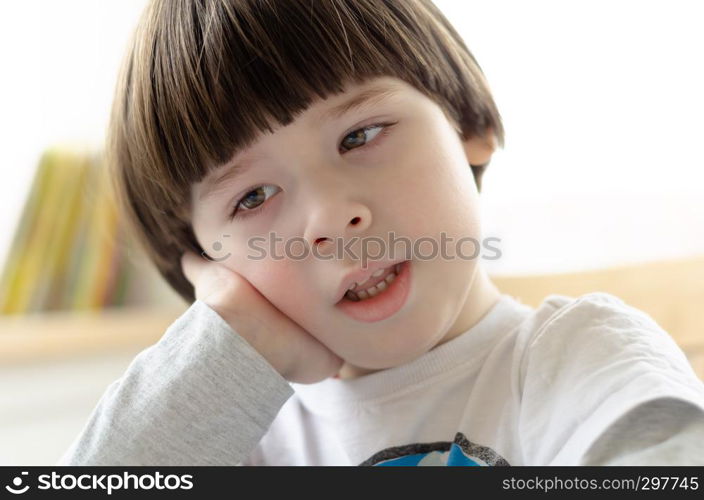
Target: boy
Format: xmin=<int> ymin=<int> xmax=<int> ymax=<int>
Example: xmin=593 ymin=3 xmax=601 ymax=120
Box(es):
xmin=60 ymin=0 xmax=704 ymax=465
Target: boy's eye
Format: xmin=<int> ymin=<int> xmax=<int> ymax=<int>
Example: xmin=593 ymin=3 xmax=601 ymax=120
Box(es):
xmin=339 ymin=124 xmax=386 ymax=152
xmin=231 ymin=185 xmax=280 ymax=220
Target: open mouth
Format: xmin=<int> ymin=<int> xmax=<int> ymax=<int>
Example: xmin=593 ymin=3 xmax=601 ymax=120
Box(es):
xmin=343 ymin=262 xmax=402 ymax=302
xmin=336 ymin=260 xmax=412 ymax=323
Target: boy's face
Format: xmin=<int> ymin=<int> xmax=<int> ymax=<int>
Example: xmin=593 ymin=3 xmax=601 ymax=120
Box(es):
xmin=191 ymin=76 xmax=496 ymax=374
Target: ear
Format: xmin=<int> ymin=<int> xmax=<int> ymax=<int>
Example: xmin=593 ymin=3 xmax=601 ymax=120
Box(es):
xmin=462 ymin=128 xmax=497 ymax=167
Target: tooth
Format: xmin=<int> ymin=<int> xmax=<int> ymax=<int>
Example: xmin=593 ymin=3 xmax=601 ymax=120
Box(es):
xmin=357 ymin=289 xmax=369 ymax=300
xmin=366 ymin=286 xmax=379 ymax=297
xmin=372 ymin=267 xmax=386 ymax=278
xmin=347 ymin=282 xmax=357 ymax=291
xmin=385 ymin=273 xmax=396 ymax=284
xmin=375 ymin=281 xmax=387 ymax=292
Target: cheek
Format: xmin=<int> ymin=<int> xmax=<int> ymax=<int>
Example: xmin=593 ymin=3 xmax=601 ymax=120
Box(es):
xmin=228 ymin=256 xmax=308 ymax=320
xmin=392 ymin=144 xmax=479 ymax=237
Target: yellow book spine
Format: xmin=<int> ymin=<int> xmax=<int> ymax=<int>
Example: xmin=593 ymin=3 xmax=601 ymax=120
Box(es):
xmin=33 ymin=150 xmax=89 ymax=311
xmin=0 ymin=153 xmax=51 ymax=313
xmin=1 ymin=152 xmax=67 ymax=313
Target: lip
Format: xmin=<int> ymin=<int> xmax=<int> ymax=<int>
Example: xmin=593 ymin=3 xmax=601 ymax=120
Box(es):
xmin=334 ymin=258 xmax=408 ymax=304
xmin=335 ymin=260 xmax=412 ymax=322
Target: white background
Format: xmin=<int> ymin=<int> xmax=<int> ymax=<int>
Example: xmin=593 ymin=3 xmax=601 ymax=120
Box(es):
xmin=1 ymin=0 xmax=703 ymax=276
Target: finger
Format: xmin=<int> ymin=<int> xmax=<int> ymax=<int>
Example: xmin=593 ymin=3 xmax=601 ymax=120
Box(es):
xmin=180 ymin=251 xmax=205 ymax=286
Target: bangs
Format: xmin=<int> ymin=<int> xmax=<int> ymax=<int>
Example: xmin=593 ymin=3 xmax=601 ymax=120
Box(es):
xmin=126 ymin=0 xmax=501 ymax=203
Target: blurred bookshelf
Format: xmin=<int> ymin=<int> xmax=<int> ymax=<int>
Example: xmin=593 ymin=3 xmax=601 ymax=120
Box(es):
xmin=0 ymin=147 xmax=184 ymax=362
xmin=0 ymin=148 xmax=182 ymax=314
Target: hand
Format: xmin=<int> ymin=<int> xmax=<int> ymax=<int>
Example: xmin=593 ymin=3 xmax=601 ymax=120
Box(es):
xmin=181 ymin=252 xmax=343 ymax=384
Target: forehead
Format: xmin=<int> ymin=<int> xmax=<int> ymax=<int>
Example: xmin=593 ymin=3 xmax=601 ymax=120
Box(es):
xmin=195 ymin=77 xmax=408 ymax=201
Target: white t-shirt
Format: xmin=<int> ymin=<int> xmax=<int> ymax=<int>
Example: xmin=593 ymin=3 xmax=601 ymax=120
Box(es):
xmin=244 ymin=292 xmax=704 ymax=465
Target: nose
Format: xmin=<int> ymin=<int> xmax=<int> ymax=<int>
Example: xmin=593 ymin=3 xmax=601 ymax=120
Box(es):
xmin=303 ymin=199 xmax=372 ymax=252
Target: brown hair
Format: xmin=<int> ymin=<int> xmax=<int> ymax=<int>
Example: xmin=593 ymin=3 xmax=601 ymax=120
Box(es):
xmin=108 ymin=0 xmax=504 ymax=303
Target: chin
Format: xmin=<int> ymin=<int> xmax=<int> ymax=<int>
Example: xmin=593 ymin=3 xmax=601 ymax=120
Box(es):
xmin=344 ymin=333 xmax=442 ymax=372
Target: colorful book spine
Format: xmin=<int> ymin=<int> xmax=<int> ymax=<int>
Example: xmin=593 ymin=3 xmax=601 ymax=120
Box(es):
xmin=0 ymin=148 xmax=137 ymax=314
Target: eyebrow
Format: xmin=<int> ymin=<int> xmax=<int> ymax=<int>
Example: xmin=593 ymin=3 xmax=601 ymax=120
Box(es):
xmin=318 ymin=83 xmax=400 ymax=122
xmin=198 ymin=161 xmax=254 ymax=202
xmin=199 ymin=83 xmax=400 ymax=202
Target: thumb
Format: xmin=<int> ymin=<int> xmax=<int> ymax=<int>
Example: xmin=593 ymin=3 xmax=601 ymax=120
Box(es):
xmin=181 ymin=251 xmax=207 ymax=287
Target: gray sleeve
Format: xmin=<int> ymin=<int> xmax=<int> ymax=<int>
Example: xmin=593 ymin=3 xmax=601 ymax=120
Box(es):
xmin=57 ymin=300 xmax=294 ymax=466
xmin=581 ymin=398 xmax=704 ymax=465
